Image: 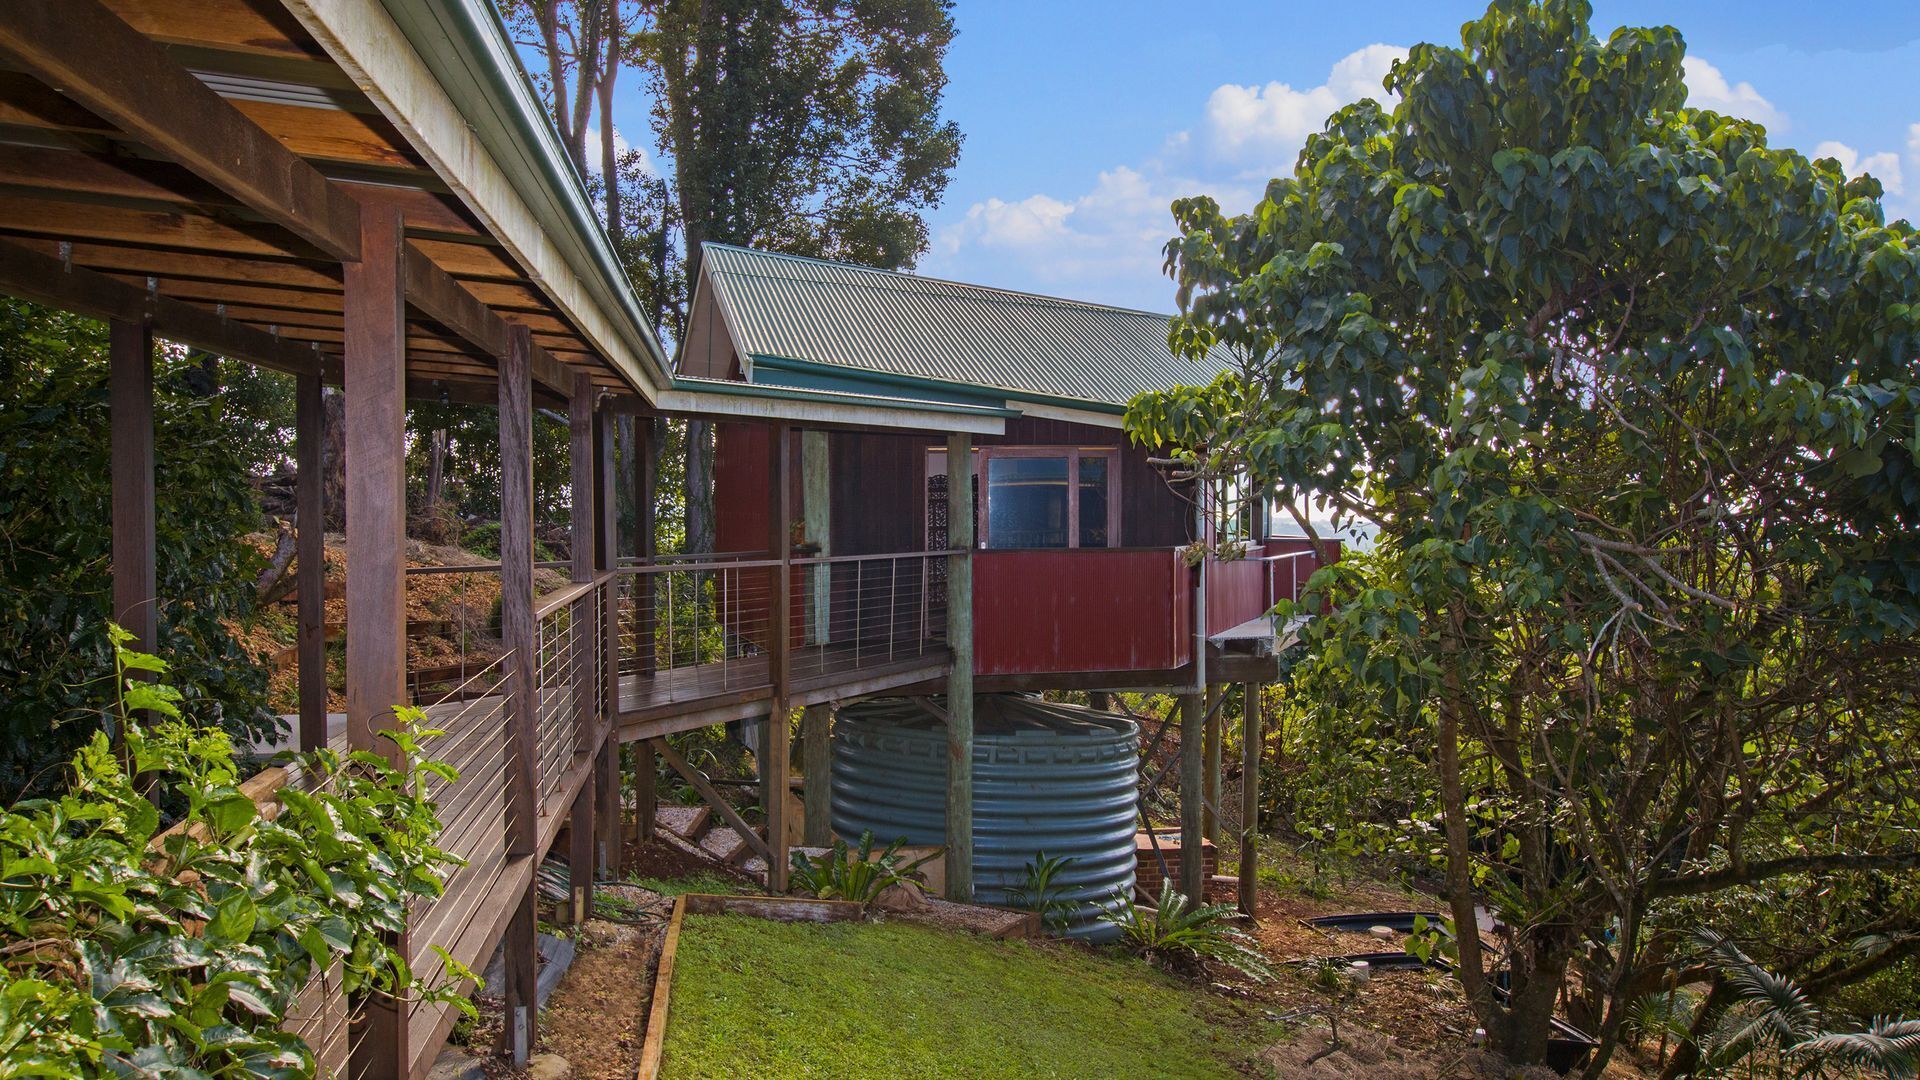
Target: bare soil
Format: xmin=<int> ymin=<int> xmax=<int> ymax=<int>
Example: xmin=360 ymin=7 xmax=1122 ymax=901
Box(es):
xmin=1235 ymin=854 xmax=1661 ymax=1079
xmin=531 ymin=918 xmax=662 ymax=1080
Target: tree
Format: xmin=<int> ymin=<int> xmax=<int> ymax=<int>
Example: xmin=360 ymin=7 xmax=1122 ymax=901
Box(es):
xmin=0 ymin=299 xmax=275 ymax=798
xmin=639 ymin=0 xmax=962 ymax=555
xmin=1126 ymin=0 xmax=1920 ymax=1071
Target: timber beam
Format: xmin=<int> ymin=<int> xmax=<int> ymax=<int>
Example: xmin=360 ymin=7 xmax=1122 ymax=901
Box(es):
xmin=0 ymin=0 xmax=589 ymax=401
xmin=0 ymin=0 xmax=361 ymax=261
xmin=0 ymin=238 xmax=327 ymax=376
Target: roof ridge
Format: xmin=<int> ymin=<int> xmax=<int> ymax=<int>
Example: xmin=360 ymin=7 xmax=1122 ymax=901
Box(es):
xmin=702 ymin=241 xmax=1179 ymax=320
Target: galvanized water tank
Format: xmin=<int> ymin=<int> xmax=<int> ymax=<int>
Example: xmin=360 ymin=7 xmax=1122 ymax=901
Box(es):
xmin=830 ymin=694 xmax=1138 ymax=941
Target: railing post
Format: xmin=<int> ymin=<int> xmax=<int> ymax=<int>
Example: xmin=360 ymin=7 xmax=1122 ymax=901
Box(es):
xmin=295 ymin=372 xmax=327 ymax=751
xmin=496 ymin=324 xmax=538 ymax=1068
xmin=634 ymin=422 xmax=657 ymax=677
xmin=343 ymin=200 xmax=409 ymax=1079
xmin=944 ymin=432 xmax=975 ymax=902
xmin=565 ymin=372 xmax=598 ymax=921
xmin=593 ymin=405 xmax=620 ymax=882
xmin=763 ymin=423 xmax=793 ymax=891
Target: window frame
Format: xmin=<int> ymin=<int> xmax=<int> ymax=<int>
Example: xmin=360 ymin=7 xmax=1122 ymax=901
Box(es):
xmin=973 ymin=445 xmax=1121 ymax=550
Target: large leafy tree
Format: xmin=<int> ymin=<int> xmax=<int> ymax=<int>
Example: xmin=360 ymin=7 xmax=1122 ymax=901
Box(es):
xmin=642 ymin=0 xmax=962 ymax=555
xmin=1127 ymin=1 xmax=1920 ymax=1072
xmin=502 ymin=0 xmax=961 ymax=556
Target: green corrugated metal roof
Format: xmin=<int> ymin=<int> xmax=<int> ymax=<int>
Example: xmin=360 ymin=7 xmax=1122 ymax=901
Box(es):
xmin=700 ymin=243 xmax=1236 ymax=408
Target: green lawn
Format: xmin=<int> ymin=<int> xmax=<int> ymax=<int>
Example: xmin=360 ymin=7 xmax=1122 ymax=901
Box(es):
xmin=660 ymin=915 xmax=1276 ymax=1079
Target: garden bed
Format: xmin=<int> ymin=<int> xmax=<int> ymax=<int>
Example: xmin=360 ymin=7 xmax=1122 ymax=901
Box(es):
xmin=645 ymin=898 xmax=1277 ymax=1079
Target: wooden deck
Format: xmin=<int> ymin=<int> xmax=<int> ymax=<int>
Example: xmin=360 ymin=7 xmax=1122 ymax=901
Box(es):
xmin=617 ymin=639 xmax=953 ymax=737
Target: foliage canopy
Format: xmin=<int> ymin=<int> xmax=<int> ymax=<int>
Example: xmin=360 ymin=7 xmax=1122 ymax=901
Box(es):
xmin=0 ymin=300 xmax=274 ymax=799
xmin=1128 ymin=0 xmax=1920 ymax=1071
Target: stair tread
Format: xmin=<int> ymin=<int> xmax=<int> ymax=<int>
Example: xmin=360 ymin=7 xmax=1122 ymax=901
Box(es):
xmin=655 ymin=804 xmax=710 ymax=840
xmin=700 ymin=826 xmax=753 ymax=864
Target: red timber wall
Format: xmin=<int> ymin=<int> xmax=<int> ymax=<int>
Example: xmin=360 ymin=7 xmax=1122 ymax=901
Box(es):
xmin=972 ymin=549 xmax=1193 ymax=675
xmin=821 ymin=417 xmax=1197 ymax=554
xmin=1203 ymin=537 xmax=1344 ymax=636
xmin=711 ymin=422 xmax=804 ymax=650
xmin=712 ymin=415 xmax=1227 ymax=677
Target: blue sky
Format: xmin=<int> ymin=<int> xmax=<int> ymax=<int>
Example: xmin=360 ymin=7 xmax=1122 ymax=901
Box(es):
xmin=908 ymin=0 xmax=1920 ymax=313
xmin=591 ymin=2 xmax=1920 ymax=313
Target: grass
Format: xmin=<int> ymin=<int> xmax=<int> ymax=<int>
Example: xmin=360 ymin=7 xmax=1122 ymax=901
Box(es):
xmin=660 ymin=916 xmax=1277 ymax=1079
xmin=628 ymin=872 xmax=744 ymax=898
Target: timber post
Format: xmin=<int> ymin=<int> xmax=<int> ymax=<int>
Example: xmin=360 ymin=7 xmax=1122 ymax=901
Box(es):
xmin=633 ymin=740 xmax=657 ymax=842
xmin=633 ymin=419 xmax=657 ymax=678
xmin=1238 ymin=681 xmax=1263 ymax=916
xmin=1203 ymin=684 xmax=1222 ymax=844
xmin=565 ymin=372 xmax=597 ymax=922
xmin=594 ymin=404 xmax=620 ymax=881
xmin=801 ymin=704 xmax=833 ymax=846
xmin=1179 ymin=691 xmax=1206 ymax=901
xmin=944 ymin=431 xmax=975 ymax=902
xmin=496 ymin=324 xmax=538 ymax=1068
xmin=1182 ymin=489 xmax=1208 ymax=902
xmin=294 ymin=372 xmax=326 ymax=751
xmin=763 ymin=422 xmax=794 ymax=892
xmin=109 ymin=315 xmax=155 ymax=745
xmin=342 ymin=201 xmax=409 ymax=1078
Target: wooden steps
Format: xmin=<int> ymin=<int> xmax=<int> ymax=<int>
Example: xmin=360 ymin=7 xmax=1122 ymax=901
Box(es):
xmin=652 ymin=803 xmax=760 ymax=873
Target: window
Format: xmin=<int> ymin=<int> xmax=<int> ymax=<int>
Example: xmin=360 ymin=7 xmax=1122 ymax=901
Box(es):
xmin=928 ymin=446 xmax=1118 ymax=550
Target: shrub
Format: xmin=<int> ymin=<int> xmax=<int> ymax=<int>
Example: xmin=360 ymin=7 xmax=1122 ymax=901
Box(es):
xmin=0 ymin=626 xmax=468 ymax=1075
xmin=788 ymin=832 xmax=937 ymax=907
xmin=0 ymin=300 xmax=274 ymax=798
xmin=1103 ymin=881 xmax=1273 ymax=982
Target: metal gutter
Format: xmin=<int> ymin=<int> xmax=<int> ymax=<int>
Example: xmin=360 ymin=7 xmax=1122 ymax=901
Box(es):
xmin=749 ymin=353 xmax=1129 ymax=417
xmin=378 ymin=0 xmax=672 ymax=390
xmin=657 ymin=376 xmax=1014 ymax=434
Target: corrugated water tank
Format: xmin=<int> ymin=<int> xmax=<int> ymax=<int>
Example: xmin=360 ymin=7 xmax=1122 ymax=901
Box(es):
xmin=830 ymin=694 xmax=1138 ymax=941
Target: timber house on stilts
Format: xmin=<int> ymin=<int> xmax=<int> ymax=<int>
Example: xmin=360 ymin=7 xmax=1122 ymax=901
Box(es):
xmin=0 ymin=0 xmax=1338 ymax=1075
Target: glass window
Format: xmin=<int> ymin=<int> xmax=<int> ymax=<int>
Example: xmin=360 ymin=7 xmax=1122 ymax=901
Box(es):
xmin=1078 ymin=456 xmax=1110 ymax=548
xmin=986 ymin=456 xmax=1069 ymax=548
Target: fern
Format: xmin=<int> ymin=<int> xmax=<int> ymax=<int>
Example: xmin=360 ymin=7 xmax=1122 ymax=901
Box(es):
xmin=1006 ymin=852 xmax=1079 ymax=933
xmin=1791 ymin=1018 xmax=1920 ymax=1080
xmin=1102 ymin=881 xmax=1273 ymax=982
xmin=1686 ymin=929 xmax=1920 ymax=1079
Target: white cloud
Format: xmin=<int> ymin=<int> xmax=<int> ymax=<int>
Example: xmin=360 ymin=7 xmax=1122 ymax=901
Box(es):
xmin=1814 ymin=140 xmax=1904 ymax=196
xmin=931 ymin=166 xmax=1250 ymax=310
xmin=1682 ymin=57 xmax=1788 ymax=132
xmin=927 ymin=45 xmax=1407 ymax=310
xmin=580 ymin=125 xmax=650 ymax=175
xmin=1203 ymin=44 xmax=1408 ymax=164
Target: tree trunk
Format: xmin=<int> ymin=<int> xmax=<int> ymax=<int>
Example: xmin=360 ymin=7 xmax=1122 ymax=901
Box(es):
xmin=615 ymin=414 xmax=636 ymax=557
xmin=565 ymin=0 xmax=601 ymax=172
xmin=538 ymin=0 xmax=570 ymax=152
xmin=1502 ymin=926 xmax=1578 ymax=1066
xmin=321 ymin=386 xmax=346 ymax=530
xmin=598 ymin=4 xmax=621 ymax=239
xmin=685 ymin=419 xmax=713 ymax=555
xmin=426 ymin=428 xmax=447 ymax=510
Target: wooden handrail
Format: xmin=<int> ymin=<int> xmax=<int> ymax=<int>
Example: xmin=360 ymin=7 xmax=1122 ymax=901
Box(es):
xmin=791 ymin=549 xmax=962 ymax=567
xmin=406 ymin=561 xmax=568 ymax=576
xmin=532 ymin=573 xmax=616 ymax=621
xmin=611 ymin=557 xmax=782 ymax=576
